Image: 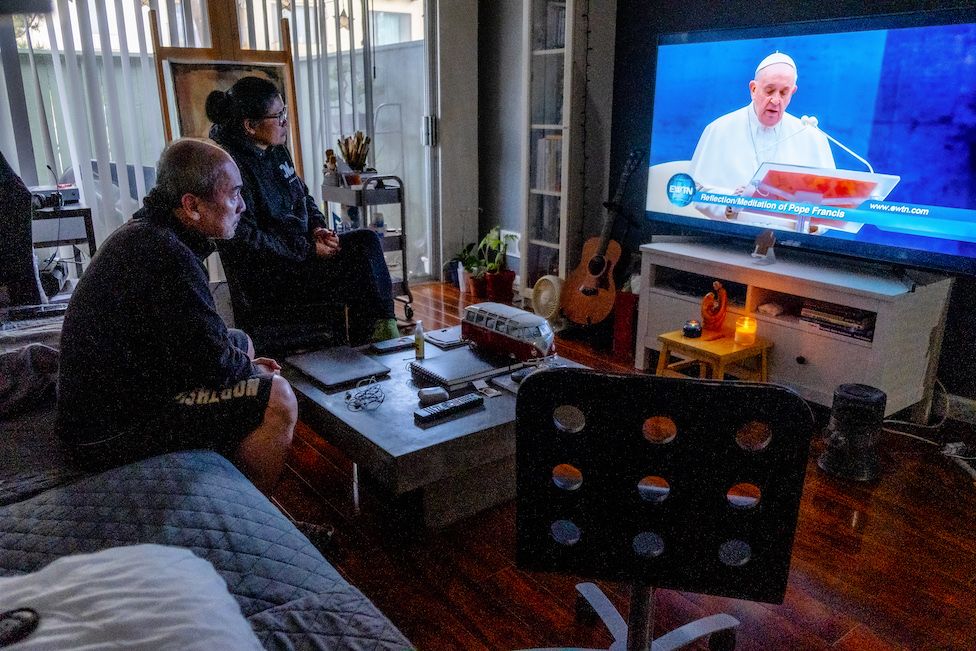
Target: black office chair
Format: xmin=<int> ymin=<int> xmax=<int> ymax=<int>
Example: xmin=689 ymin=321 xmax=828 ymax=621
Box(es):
xmin=219 ymin=252 xmax=347 ymax=356
xmin=516 ymin=369 xmax=815 ymax=651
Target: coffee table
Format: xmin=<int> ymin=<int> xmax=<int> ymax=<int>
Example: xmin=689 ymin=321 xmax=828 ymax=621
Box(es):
xmin=283 ymin=345 xmax=518 ymax=528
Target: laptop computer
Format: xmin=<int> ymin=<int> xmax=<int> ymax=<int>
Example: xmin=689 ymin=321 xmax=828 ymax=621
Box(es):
xmin=286 ymin=346 xmax=391 ymax=389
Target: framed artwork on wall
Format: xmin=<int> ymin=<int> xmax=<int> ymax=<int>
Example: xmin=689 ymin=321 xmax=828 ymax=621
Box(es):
xmin=166 ymin=61 xmax=287 ymax=139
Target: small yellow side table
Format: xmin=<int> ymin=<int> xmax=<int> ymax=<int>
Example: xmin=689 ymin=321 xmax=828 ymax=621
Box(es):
xmin=654 ymin=330 xmax=772 ymax=381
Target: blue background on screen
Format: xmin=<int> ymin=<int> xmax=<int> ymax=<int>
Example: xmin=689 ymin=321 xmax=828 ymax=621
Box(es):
xmin=649 ymin=23 xmax=976 ymax=212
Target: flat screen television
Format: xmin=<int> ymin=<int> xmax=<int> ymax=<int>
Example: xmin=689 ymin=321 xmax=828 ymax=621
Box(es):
xmin=644 ymin=9 xmax=976 ymax=275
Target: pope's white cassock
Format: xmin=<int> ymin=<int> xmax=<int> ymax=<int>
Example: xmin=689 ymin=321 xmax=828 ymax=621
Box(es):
xmin=689 ymin=105 xmax=835 ymax=220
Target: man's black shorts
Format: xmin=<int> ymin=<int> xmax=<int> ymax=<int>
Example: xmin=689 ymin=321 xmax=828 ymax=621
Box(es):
xmin=67 ymin=329 xmax=273 ymax=470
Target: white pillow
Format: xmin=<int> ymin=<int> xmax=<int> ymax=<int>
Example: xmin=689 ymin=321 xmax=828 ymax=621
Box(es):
xmin=0 ymin=544 xmax=262 ymax=650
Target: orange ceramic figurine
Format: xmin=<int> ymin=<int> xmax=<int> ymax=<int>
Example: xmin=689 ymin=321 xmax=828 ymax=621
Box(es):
xmin=700 ymin=281 xmax=728 ymax=337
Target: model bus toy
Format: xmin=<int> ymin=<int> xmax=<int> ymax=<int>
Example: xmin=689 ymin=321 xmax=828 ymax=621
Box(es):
xmin=461 ymin=302 xmax=555 ymax=362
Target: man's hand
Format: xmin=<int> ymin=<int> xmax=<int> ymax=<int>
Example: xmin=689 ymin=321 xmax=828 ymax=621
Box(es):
xmin=254 ymin=357 xmax=282 ymax=375
xmin=313 ymin=227 xmax=340 ymax=258
xmin=725 ymin=185 xmax=747 ymax=219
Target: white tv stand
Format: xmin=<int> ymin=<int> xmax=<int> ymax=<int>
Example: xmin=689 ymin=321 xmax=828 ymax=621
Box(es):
xmin=634 ymin=238 xmax=953 ymax=416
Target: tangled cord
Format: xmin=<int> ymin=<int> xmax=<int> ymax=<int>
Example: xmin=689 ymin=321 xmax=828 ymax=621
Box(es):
xmin=344 ymin=377 xmax=385 ymax=412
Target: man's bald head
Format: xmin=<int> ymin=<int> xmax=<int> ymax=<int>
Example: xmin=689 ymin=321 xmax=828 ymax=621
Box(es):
xmin=154 ymin=138 xmax=236 ymax=208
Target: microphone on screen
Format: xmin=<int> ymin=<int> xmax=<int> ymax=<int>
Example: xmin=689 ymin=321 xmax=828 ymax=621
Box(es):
xmin=801 ymin=115 xmax=874 ymax=173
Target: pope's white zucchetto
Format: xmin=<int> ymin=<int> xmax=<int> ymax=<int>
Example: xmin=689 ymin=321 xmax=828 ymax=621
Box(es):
xmin=755 ymin=52 xmax=798 ymax=79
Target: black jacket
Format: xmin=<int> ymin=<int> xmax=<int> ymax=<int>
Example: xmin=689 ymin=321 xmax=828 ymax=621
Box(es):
xmin=210 ymin=125 xmax=327 ymax=304
xmin=57 ymin=195 xmax=255 ymax=445
xmin=0 ymin=151 xmax=43 ymax=305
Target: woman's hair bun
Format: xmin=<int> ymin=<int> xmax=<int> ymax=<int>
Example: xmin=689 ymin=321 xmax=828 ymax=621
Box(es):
xmin=205 ymin=90 xmax=232 ymax=123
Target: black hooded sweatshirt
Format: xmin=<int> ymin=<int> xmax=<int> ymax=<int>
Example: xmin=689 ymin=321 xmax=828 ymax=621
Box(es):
xmin=57 ymin=193 xmax=255 ymax=446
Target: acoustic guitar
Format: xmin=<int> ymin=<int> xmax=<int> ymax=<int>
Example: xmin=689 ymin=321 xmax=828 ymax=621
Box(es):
xmin=561 ymin=149 xmax=645 ymax=326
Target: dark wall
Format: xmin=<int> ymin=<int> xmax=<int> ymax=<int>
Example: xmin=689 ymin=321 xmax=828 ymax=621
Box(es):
xmin=609 ymin=0 xmax=976 ymax=399
xmin=478 ymin=0 xmax=524 ymax=241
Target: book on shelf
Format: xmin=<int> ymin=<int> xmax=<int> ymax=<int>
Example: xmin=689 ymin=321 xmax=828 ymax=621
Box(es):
xmin=536 ymin=194 xmax=560 ymax=242
xmin=799 ymin=319 xmax=875 ymax=341
xmin=545 ymin=1 xmax=566 ymax=49
xmin=799 ymin=310 xmax=876 ymax=331
xmin=539 ymin=64 xmax=564 ymax=125
xmin=534 ymin=134 xmax=562 ymax=193
xmin=800 ymin=298 xmax=875 ymax=322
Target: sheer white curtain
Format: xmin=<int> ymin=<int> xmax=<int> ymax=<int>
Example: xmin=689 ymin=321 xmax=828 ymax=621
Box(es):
xmin=1 ymin=0 xmax=360 ymax=244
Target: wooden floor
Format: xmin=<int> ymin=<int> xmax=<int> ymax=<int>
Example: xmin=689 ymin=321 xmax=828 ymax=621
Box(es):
xmin=271 ymin=282 xmax=976 ymax=650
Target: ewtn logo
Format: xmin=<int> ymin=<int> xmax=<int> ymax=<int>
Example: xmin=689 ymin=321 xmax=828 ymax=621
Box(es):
xmin=666 ymin=173 xmax=696 ymax=207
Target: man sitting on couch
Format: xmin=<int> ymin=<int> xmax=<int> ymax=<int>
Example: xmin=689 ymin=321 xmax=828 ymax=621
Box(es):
xmin=57 ymin=138 xmax=297 ymax=493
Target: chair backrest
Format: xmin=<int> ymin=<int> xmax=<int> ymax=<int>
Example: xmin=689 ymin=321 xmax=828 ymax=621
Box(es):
xmin=215 ymin=248 xmax=344 ymax=355
xmin=516 ymin=369 xmax=814 ymax=604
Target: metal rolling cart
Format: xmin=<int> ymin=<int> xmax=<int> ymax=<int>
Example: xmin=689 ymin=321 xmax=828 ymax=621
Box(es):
xmin=321 ymin=175 xmax=414 ymax=321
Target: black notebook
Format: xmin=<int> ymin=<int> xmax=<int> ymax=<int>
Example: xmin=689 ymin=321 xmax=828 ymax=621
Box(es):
xmin=410 ymin=346 xmax=521 ymax=392
xmin=424 ymin=325 xmax=466 ymax=350
xmin=287 ymin=346 xmax=391 ymax=389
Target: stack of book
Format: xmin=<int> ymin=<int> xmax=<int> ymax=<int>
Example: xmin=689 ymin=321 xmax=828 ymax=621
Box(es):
xmin=545 ymin=1 xmax=566 ymax=49
xmin=535 ymin=134 xmax=562 ymax=192
xmin=410 ymin=346 xmax=521 ymax=392
xmin=799 ymin=299 xmax=876 ymax=341
xmin=534 ymin=196 xmax=560 ymax=242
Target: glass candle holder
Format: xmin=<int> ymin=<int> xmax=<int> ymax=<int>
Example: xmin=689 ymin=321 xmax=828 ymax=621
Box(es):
xmin=682 ymin=319 xmax=702 ymax=338
xmin=734 ymin=316 xmax=757 ymax=345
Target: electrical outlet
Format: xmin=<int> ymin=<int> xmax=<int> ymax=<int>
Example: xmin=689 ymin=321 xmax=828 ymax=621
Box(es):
xmin=946 ymin=394 xmax=976 ymax=424
xmin=501 ymin=229 xmax=521 ymax=259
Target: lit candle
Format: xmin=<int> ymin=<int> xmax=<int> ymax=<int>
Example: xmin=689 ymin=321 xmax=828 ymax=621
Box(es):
xmin=734 ymin=316 xmax=757 ymax=345
xmin=682 ymin=319 xmax=702 ymax=338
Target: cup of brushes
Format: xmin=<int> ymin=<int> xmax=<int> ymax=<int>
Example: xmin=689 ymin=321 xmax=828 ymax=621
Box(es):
xmin=337 ymin=131 xmax=370 ymax=187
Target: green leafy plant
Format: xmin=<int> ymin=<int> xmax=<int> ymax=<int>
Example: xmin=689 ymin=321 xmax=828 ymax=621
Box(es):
xmin=477 ymin=227 xmax=517 ymax=274
xmin=451 ymin=242 xmax=481 ymax=274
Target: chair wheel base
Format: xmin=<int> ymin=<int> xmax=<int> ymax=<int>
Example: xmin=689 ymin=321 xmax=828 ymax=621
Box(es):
xmin=708 ymin=628 xmax=736 ymax=651
xmin=574 ymin=591 xmax=599 ymax=625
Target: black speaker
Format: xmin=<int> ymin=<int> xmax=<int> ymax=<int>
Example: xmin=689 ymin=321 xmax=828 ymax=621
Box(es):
xmin=31 ymin=191 xmax=63 ymax=209
xmin=817 ymin=384 xmax=886 ymax=482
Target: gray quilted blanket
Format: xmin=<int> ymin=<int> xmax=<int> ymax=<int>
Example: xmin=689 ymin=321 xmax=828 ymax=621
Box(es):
xmin=0 ymin=451 xmax=412 ymax=650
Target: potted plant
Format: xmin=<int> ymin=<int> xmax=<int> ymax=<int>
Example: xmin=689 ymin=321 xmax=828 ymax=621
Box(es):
xmin=478 ymin=227 xmax=517 ymax=303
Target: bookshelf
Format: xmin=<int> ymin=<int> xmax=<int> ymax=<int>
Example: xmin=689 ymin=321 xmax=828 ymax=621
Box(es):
xmin=635 ymin=239 xmax=954 ymax=416
xmin=519 ymin=0 xmax=583 ymax=296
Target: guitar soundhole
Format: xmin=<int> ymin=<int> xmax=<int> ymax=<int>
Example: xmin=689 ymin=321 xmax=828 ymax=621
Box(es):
xmin=580 ymin=287 xmax=598 ymax=297
xmin=587 ymin=256 xmax=606 ymax=276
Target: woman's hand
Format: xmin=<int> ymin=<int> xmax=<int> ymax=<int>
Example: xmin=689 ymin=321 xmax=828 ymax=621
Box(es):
xmin=313 ymin=227 xmax=341 ymax=258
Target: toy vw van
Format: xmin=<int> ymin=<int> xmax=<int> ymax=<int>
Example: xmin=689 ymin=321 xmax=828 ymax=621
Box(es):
xmin=461 ymin=302 xmax=555 ymax=361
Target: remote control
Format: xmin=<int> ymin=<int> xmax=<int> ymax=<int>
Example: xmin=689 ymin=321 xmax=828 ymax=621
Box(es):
xmin=414 ymin=392 xmax=484 ymax=424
